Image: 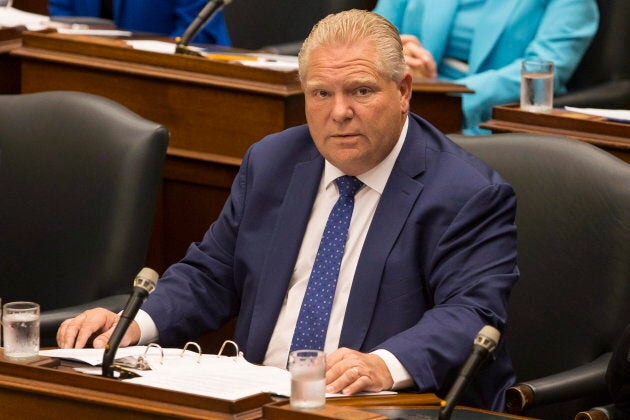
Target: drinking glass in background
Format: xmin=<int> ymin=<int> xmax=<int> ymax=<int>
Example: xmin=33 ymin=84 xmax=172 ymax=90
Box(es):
xmin=2 ymin=301 xmax=40 ymax=360
xmin=0 ymin=0 xmax=13 ymax=8
xmin=288 ymin=349 xmax=326 ymax=410
xmin=520 ymin=59 xmax=554 ymax=113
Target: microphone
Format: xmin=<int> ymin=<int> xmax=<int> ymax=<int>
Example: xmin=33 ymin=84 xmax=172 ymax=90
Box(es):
xmin=102 ymin=267 xmax=159 ymax=378
xmin=175 ymin=0 xmax=233 ymax=56
xmin=438 ymin=325 xmax=501 ymax=420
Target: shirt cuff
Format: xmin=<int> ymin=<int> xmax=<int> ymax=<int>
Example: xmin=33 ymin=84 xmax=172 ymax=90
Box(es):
xmin=371 ymin=349 xmax=414 ymax=390
xmin=135 ymin=309 xmax=159 ymax=345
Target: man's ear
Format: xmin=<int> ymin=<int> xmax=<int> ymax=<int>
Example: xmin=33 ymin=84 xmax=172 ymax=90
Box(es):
xmin=399 ymin=72 xmax=413 ymax=113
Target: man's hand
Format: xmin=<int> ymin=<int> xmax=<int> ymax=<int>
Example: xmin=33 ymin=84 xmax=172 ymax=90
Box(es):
xmin=325 ymin=347 xmax=394 ymax=395
xmin=56 ymin=307 xmax=140 ymax=349
xmin=401 ymin=34 xmax=437 ymax=80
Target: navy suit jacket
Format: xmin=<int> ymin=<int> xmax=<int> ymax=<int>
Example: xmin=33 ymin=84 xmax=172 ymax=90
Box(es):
xmin=48 ymin=0 xmax=231 ymax=45
xmin=143 ymin=114 xmax=518 ymax=410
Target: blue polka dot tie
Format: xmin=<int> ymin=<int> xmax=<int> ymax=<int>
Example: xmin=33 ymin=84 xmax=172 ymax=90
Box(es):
xmin=289 ymin=175 xmax=363 ymax=352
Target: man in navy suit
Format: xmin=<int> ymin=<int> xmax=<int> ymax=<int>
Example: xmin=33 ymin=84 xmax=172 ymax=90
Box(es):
xmin=57 ymin=10 xmax=518 ymax=411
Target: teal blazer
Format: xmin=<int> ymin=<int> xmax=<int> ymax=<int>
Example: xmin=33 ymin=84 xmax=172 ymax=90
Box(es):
xmin=374 ymin=0 xmax=599 ymax=134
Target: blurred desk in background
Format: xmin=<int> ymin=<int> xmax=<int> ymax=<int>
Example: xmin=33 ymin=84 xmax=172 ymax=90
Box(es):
xmin=0 ymin=28 xmax=23 ymax=94
xmin=9 ymin=31 xmax=470 ymax=271
xmin=481 ymin=104 xmax=630 ymax=163
xmin=12 ymin=0 xmax=48 ymax=15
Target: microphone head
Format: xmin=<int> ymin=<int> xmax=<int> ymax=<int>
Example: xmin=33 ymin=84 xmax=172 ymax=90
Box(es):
xmin=133 ymin=267 xmax=159 ymax=294
xmin=475 ymin=325 xmax=501 ymax=353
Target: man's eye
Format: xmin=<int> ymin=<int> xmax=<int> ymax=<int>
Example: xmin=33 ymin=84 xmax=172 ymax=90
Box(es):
xmin=316 ymin=90 xmax=329 ymax=98
xmin=356 ymin=88 xmax=371 ymax=96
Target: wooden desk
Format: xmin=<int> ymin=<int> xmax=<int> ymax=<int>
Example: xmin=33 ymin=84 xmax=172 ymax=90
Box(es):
xmin=0 ymin=350 xmax=271 ymax=419
xmin=0 ymin=28 xmax=22 ymax=94
xmin=10 ymin=31 xmax=470 ymax=271
xmin=13 ymin=0 xmax=49 ymax=15
xmin=267 ymin=400 xmax=539 ymax=419
xmin=0 ymin=352 xmax=535 ymax=420
xmin=481 ymin=104 xmax=630 ymax=163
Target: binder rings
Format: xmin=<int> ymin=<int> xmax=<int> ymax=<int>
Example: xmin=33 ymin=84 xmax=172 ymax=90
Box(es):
xmin=41 ymin=340 xmax=292 ymax=401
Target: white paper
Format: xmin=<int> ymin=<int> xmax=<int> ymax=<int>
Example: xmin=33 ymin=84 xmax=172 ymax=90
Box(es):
xmin=124 ymin=354 xmax=394 ymax=400
xmin=57 ymin=28 xmax=132 ymax=37
xmin=125 ymin=40 xmax=178 ymax=54
xmin=122 ymin=42 xmax=300 ymax=70
xmin=126 ymin=354 xmax=293 ymax=400
xmin=235 ymin=52 xmax=298 ymax=71
xmin=0 ymin=6 xmax=50 ymax=30
xmin=40 ymin=346 xmax=152 ymax=365
xmin=40 ymin=346 xmax=396 ymax=401
xmin=565 ymin=106 xmax=630 ymax=123
xmin=237 ymin=60 xmax=299 ymax=71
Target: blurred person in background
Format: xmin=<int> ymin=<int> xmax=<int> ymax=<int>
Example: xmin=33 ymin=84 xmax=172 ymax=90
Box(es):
xmin=373 ymin=0 xmax=598 ymax=134
xmin=49 ymin=0 xmax=231 ymax=45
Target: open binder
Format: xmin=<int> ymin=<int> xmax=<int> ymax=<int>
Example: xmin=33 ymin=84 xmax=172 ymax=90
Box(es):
xmin=41 ymin=340 xmax=292 ymax=401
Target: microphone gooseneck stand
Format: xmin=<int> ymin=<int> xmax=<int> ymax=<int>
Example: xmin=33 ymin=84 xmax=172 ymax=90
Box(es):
xmin=438 ymin=325 xmax=501 ymax=420
xmin=102 ymin=267 xmax=159 ymax=378
xmin=175 ymin=0 xmax=232 ymax=57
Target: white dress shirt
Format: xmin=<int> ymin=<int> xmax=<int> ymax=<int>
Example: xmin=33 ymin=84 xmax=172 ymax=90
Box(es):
xmin=137 ymin=117 xmax=413 ymax=389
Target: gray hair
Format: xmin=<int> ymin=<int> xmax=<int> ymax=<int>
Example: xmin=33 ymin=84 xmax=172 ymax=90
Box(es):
xmin=298 ymin=9 xmax=406 ymax=84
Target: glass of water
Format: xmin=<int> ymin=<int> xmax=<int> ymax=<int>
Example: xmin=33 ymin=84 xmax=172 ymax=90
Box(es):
xmin=288 ymin=349 xmax=326 ymax=409
xmin=2 ymin=301 xmax=40 ymax=360
xmin=520 ymin=59 xmax=554 ymax=113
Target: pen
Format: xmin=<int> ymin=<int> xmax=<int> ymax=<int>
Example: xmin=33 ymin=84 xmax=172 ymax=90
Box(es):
xmin=205 ymin=53 xmax=260 ymax=62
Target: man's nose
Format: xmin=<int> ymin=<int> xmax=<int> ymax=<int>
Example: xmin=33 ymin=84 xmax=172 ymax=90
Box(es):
xmin=331 ymin=96 xmax=354 ymax=122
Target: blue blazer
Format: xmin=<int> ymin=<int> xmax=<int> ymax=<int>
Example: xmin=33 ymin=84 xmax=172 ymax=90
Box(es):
xmin=48 ymin=0 xmax=231 ymax=45
xmin=374 ymin=0 xmax=599 ymax=133
xmin=142 ymin=114 xmax=518 ymax=410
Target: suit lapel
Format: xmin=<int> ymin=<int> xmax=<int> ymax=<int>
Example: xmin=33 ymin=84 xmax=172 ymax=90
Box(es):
xmin=112 ymin=0 xmax=122 ymax=22
xmin=246 ymin=156 xmax=323 ymax=362
xmin=468 ymin=0 xmax=518 ymax=72
xmin=339 ymin=117 xmax=426 ymax=350
xmin=421 ymin=0 xmax=459 ymax=63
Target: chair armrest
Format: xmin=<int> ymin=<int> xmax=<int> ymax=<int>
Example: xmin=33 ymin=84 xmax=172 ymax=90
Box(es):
xmin=506 ymin=353 xmax=611 ymax=413
xmin=40 ymin=294 xmax=130 ymax=346
xmin=576 ymin=404 xmax=618 ymax=420
xmin=554 ymin=80 xmax=630 ymax=109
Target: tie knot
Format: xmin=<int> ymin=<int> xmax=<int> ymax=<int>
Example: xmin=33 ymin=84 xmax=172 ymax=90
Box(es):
xmin=335 ymin=176 xmax=363 ymax=197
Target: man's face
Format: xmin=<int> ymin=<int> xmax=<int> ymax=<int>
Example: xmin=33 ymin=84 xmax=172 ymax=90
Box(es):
xmin=303 ymin=39 xmax=412 ymax=176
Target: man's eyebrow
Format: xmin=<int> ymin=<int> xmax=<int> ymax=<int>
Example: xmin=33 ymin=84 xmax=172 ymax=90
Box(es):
xmin=304 ymin=80 xmax=327 ymax=90
xmin=304 ymin=77 xmax=376 ymax=90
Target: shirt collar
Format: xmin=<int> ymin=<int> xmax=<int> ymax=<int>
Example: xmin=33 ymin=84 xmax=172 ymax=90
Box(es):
xmin=323 ymin=116 xmax=409 ymax=195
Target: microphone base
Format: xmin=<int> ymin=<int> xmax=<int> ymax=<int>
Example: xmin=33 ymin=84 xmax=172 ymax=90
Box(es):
xmin=175 ymin=45 xmax=203 ymax=57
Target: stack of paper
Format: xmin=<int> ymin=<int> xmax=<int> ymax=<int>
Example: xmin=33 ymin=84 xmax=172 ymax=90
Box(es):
xmin=0 ymin=7 xmax=49 ymax=31
xmin=565 ymin=106 xmax=630 ymax=123
xmin=41 ymin=346 xmax=291 ymax=400
xmin=40 ymin=346 xmax=396 ymax=401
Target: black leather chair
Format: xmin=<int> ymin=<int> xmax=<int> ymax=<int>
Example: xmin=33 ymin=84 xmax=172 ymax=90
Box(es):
xmin=554 ymin=0 xmax=630 ymax=109
xmin=223 ymin=0 xmax=374 ymax=54
xmin=575 ymin=324 xmax=630 ymax=420
xmin=448 ymin=133 xmax=630 ymax=419
xmin=0 ymin=91 xmax=168 ymax=346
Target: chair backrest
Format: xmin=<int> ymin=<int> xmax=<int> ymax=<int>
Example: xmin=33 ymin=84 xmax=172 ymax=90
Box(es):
xmin=566 ymin=0 xmax=630 ymax=91
xmin=223 ymin=0 xmax=374 ymax=50
xmin=449 ymin=133 xmax=630 ymax=417
xmin=0 ymin=91 xmax=168 ymax=310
